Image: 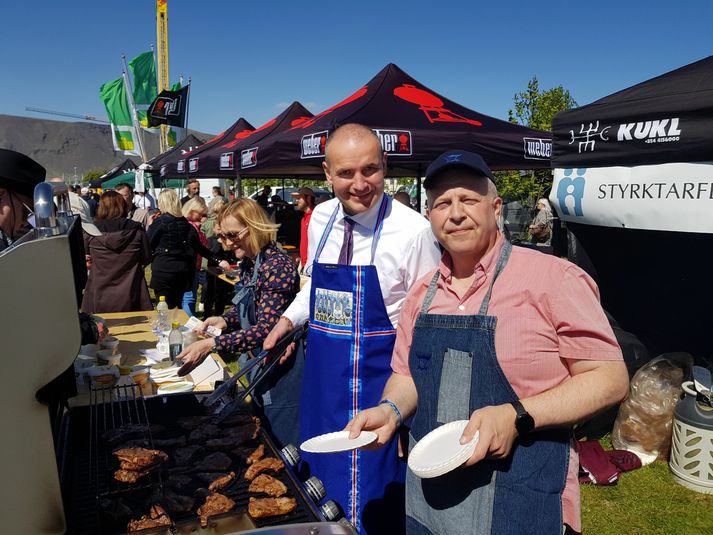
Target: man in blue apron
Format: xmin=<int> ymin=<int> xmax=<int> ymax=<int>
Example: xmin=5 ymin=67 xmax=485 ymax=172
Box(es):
xmin=264 ymin=124 xmax=440 ymax=533
xmin=348 ymin=151 xmax=629 ymax=534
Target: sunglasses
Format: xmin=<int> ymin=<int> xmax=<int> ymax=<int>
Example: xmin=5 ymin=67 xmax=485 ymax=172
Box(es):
xmin=216 ymin=227 xmax=248 ymax=241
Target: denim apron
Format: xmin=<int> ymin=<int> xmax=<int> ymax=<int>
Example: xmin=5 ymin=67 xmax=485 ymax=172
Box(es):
xmin=406 ymin=240 xmax=569 ymax=535
xmin=231 ymin=249 xmax=304 ymax=448
xmin=300 ymin=196 xmax=405 ymax=534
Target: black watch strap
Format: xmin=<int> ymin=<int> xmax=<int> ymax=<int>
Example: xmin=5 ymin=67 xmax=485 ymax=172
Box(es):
xmin=511 ymin=399 xmax=535 ymax=436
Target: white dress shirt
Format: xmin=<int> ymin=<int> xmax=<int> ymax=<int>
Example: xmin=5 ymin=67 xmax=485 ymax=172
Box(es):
xmin=283 ymin=194 xmax=441 ymax=328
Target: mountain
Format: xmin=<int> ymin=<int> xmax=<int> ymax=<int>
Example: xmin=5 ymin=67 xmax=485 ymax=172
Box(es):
xmin=0 ymin=114 xmax=213 ymax=180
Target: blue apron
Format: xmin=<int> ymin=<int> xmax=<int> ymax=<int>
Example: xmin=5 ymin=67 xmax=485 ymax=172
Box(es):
xmin=300 ymin=196 xmax=405 ymax=534
xmin=406 ymin=240 xmax=570 ymax=535
xmin=230 ymin=249 xmax=304 ymax=448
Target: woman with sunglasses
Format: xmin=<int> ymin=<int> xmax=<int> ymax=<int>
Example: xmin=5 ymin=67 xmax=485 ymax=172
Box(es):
xmin=176 ymin=198 xmax=303 ymax=447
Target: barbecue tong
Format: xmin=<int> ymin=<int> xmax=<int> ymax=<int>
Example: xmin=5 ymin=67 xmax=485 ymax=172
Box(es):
xmin=203 ymin=323 xmax=306 ymax=420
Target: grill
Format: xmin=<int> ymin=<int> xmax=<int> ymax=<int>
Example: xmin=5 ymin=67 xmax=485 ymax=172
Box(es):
xmin=61 ymin=388 xmax=324 ymax=534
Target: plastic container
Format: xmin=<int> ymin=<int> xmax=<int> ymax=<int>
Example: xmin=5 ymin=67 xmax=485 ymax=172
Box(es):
xmin=670 ymin=380 xmax=713 ymax=493
xmin=87 ymin=365 xmax=120 ymax=388
xmin=96 ymin=349 xmax=122 ymax=367
xmin=100 ymin=336 xmax=120 ymax=355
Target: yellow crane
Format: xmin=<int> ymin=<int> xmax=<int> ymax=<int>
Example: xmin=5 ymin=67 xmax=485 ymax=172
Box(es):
xmin=156 ymin=0 xmax=170 ymax=152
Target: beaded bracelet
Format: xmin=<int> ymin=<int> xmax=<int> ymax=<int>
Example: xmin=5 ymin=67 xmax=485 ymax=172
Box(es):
xmin=380 ymin=399 xmax=403 ymax=427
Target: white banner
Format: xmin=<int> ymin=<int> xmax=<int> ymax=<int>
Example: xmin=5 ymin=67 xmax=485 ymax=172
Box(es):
xmin=551 ymin=162 xmax=713 ymax=233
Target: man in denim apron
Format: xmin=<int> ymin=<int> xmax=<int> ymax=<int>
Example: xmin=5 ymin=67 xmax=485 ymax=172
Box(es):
xmin=265 ymin=124 xmax=440 ymax=533
xmin=348 ymin=151 xmax=629 ymax=534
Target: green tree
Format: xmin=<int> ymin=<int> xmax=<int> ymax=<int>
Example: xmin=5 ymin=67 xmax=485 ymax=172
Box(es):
xmin=82 ymin=169 xmax=107 ymax=185
xmin=495 ymin=77 xmax=577 ymax=203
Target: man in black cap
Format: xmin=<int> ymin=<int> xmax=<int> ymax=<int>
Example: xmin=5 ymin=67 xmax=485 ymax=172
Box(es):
xmin=348 ymin=150 xmax=628 ymax=535
xmin=0 ymin=149 xmax=45 ymax=250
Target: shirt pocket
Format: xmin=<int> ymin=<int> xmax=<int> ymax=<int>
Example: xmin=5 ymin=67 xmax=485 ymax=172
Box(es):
xmin=437 ymin=348 xmax=473 ymax=424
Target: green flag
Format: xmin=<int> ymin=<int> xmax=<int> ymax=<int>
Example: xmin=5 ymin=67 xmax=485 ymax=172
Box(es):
xmin=99 ymin=77 xmax=140 ymax=155
xmin=128 ymin=51 xmax=158 ymax=131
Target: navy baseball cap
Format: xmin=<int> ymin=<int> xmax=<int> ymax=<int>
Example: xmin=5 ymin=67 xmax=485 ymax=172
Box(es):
xmin=424 ymin=150 xmax=494 ymax=189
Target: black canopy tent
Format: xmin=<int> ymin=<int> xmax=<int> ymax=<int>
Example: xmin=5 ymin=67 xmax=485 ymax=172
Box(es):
xmin=238 ymin=63 xmax=553 ymax=177
xmin=148 ymin=134 xmax=205 ymax=180
xmin=178 ymin=102 xmax=314 ymax=182
xmin=161 ymin=118 xmax=255 ymax=179
xmin=89 ymin=158 xmax=137 ymax=188
xmin=551 ymin=56 xmax=713 ymax=360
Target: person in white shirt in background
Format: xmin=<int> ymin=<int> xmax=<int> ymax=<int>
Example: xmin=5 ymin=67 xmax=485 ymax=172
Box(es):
xmin=133 ymin=190 xmax=156 ymax=211
xmin=264 ymin=123 xmax=440 ymax=534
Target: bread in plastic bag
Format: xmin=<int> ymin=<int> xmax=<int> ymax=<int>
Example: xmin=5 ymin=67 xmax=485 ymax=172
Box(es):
xmin=612 ymin=352 xmax=692 ymax=463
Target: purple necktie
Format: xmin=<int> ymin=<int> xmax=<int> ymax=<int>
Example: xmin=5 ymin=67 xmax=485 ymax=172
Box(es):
xmin=338 ymin=217 xmax=355 ymax=265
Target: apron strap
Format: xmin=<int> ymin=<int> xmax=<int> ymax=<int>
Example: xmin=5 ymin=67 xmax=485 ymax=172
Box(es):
xmin=478 ymin=239 xmax=512 ymax=315
xmin=420 ymin=270 xmax=442 ymax=314
xmin=419 ymin=240 xmax=513 ymax=315
xmin=313 ymin=195 xmax=389 ymax=266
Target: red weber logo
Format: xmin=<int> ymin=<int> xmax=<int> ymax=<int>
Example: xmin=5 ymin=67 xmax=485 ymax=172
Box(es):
xmin=241 ymin=148 xmax=258 ymax=169
xmin=220 ymin=152 xmax=234 ymax=170
xmin=374 ymin=129 xmax=412 ymax=156
xmin=188 ymin=158 xmax=199 ymax=172
xmin=177 ymin=160 xmax=186 ymax=173
xmin=301 ymin=131 xmax=328 ymax=159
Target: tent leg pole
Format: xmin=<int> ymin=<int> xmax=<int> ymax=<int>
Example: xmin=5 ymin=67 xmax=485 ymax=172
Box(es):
xmin=417 ymin=165 xmax=423 ymax=214
xmin=236 ymin=173 xmax=243 ymax=198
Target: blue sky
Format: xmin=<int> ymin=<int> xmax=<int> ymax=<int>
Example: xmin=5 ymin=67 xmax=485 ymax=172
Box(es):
xmin=1 ymin=1 xmax=710 ymax=136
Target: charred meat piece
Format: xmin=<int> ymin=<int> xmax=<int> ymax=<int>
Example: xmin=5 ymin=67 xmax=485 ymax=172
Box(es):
xmin=177 ymin=415 xmax=215 ymax=430
xmin=163 ymin=491 xmax=195 ymax=515
xmin=114 ymin=468 xmax=150 ymax=483
xmin=218 ymin=414 xmax=256 ymax=428
xmin=248 ymin=474 xmax=288 ymax=497
xmin=189 ymin=424 xmax=222 ymax=443
xmin=221 ymin=417 xmax=261 ymax=439
xmin=114 ymin=438 xmax=150 ymax=450
xmin=244 ymin=457 xmax=285 ymax=481
xmin=98 ymin=498 xmax=132 ymax=522
xmin=196 ymin=472 xmax=229 ymax=484
xmin=165 ymin=474 xmax=193 ymax=490
xmin=127 ymin=505 xmax=172 ymax=532
xmin=197 ymin=492 xmax=236 ymax=528
xmin=102 ymin=424 xmax=149 ymax=445
xmin=114 ymin=448 xmax=168 ymax=471
xmin=197 ymin=452 xmax=233 ymax=472
xmin=208 ymin=471 xmax=236 ymax=491
xmin=247 ymin=444 xmax=265 ymax=465
xmin=174 ymin=444 xmax=203 ymax=465
xmin=248 ymin=496 xmax=297 ymax=519
xmin=153 ymin=435 xmax=187 ymax=449
xmin=205 ymin=436 xmax=248 ymax=451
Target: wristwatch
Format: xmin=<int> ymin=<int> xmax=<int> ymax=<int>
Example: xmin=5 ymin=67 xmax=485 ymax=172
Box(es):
xmin=510 ymin=400 xmax=535 ymax=436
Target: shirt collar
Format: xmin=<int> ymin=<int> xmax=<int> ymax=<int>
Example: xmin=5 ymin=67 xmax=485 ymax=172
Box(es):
xmin=338 ymin=193 xmax=385 ymax=231
xmin=439 ymin=231 xmax=505 ymax=283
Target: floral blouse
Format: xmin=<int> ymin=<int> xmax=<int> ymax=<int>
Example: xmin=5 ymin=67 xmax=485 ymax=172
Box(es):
xmin=213 ymin=242 xmax=299 ymax=356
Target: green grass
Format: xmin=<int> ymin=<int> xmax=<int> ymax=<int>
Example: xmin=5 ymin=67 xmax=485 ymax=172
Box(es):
xmin=581 ymin=436 xmax=713 ymax=535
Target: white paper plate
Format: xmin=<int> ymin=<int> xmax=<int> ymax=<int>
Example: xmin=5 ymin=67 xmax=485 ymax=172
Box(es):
xmin=300 ymin=430 xmax=378 ymax=453
xmin=408 ymin=421 xmax=479 ymax=479
xmin=157 ymin=380 xmax=195 ymax=395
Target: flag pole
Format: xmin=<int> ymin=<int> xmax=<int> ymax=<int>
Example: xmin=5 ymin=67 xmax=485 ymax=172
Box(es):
xmin=121 ymin=54 xmax=149 ymax=163
xmin=184 ymin=77 xmax=191 ymax=142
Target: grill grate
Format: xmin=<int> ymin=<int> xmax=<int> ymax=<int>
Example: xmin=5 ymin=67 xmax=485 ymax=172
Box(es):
xmin=89 ymin=384 xmax=162 ymax=500
xmin=68 ymin=391 xmax=321 ymax=534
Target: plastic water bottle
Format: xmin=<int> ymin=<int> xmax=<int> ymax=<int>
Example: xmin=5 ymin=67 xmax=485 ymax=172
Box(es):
xmin=169 ymin=322 xmax=183 ymax=361
xmin=156 ymin=296 xmax=170 ymax=333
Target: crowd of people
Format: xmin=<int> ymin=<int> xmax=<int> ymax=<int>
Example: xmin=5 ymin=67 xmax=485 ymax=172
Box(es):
xmin=0 ymin=126 xmax=631 ymax=535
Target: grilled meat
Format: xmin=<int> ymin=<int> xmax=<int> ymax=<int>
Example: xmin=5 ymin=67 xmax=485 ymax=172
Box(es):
xmin=177 ymin=415 xmax=215 ymax=430
xmin=248 ymin=496 xmax=297 ymax=518
xmin=244 ymin=457 xmax=285 ymax=481
xmin=196 ymin=452 xmax=233 ymax=472
xmin=162 ymin=491 xmax=195 ymax=515
xmin=98 ymin=498 xmax=132 ymax=522
xmin=153 ymin=435 xmax=187 ymax=449
xmin=113 ymin=448 xmax=168 ymax=470
xmin=114 ymin=438 xmax=150 ymax=450
xmin=197 ymin=492 xmax=236 ymax=527
xmin=165 ymin=473 xmax=193 ymax=490
xmin=127 ymin=504 xmax=172 ymax=532
xmin=218 ymin=414 xmax=256 ymax=427
xmin=208 ymin=471 xmax=236 ymax=491
xmin=189 ymin=424 xmax=222 ymax=443
xmin=102 ymin=424 xmax=149 ymax=445
xmin=205 ymin=436 xmax=248 ymax=450
xmin=221 ymin=418 xmax=261 ymax=440
xmin=248 ymin=474 xmax=287 ymax=497
xmin=247 ymin=444 xmax=265 ymax=465
xmin=196 ymin=472 xmax=229 ymax=484
xmin=174 ymin=444 xmax=203 ymax=465
xmin=114 ymin=468 xmax=150 ymax=483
